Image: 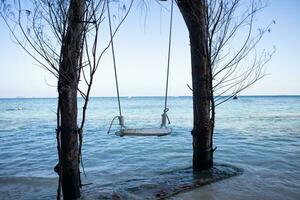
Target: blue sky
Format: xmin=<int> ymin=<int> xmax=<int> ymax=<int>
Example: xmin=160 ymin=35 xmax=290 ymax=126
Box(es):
xmin=0 ymin=0 xmax=299 ymax=98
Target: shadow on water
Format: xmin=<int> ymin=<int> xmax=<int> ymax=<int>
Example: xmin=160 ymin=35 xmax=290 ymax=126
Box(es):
xmin=83 ymin=163 xmax=242 ymax=200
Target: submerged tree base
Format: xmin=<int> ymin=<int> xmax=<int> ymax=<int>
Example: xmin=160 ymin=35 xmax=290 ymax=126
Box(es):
xmin=83 ymin=164 xmax=243 ymax=199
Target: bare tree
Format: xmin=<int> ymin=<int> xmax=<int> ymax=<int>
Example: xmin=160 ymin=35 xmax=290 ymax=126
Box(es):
xmin=0 ymin=0 xmax=274 ymax=197
xmin=177 ymin=0 xmax=274 ymax=171
xmin=0 ymin=0 xmax=132 ymax=198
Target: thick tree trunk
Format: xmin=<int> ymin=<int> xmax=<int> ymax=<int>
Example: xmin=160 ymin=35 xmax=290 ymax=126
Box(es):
xmin=58 ymin=0 xmax=85 ymax=199
xmin=177 ymin=0 xmax=213 ymax=171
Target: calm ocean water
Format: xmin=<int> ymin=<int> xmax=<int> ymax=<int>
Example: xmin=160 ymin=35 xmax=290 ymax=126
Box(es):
xmin=0 ymin=96 xmax=299 ymax=199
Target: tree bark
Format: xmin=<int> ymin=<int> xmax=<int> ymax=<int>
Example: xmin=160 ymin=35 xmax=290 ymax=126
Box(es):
xmin=58 ymin=0 xmax=85 ymax=199
xmin=177 ymin=0 xmax=213 ymax=171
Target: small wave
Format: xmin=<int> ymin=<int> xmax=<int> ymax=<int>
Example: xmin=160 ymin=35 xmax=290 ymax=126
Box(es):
xmin=0 ymin=176 xmax=56 ymax=185
xmin=0 ymin=176 xmax=57 ymax=200
xmin=5 ymin=107 xmax=26 ymax=111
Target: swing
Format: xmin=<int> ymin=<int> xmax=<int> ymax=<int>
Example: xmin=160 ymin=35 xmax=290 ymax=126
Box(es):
xmin=106 ymin=0 xmax=174 ymax=137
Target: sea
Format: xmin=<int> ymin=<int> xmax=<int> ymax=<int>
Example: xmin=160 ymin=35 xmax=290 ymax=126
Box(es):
xmin=0 ymin=96 xmax=299 ymax=200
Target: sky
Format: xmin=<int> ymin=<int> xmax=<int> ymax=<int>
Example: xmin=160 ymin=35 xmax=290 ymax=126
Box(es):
xmin=0 ymin=0 xmax=299 ymax=98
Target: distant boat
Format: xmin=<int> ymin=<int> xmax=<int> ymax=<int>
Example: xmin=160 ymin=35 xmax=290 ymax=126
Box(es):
xmin=233 ymin=95 xmax=238 ymax=100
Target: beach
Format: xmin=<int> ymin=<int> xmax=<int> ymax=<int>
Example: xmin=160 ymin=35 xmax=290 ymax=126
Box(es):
xmin=0 ymin=96 xmax=299 ymax=199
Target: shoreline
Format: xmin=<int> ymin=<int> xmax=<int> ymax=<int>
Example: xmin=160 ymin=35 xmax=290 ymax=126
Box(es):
xmin=83 ymin=164 xmax=242 ymax=199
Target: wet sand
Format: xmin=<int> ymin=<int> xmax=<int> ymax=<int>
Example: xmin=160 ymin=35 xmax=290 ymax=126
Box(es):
xmin=173 ymin=168 xmax=300 ymax=200
xmin=82 ymin=164 xmax=242 ymax=199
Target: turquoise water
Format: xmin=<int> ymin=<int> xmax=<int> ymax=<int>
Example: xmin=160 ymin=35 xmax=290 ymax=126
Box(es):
xmin=0 ymin=96 xmax=299 ymax=199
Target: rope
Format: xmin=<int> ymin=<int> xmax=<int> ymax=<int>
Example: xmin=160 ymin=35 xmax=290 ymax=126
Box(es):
xmin=163 ymin=0 xmax=174 ymax=112
xmin=107 ymin=0 xmax=122 ymax=117
xmin=106 ymin=0 xmax=174 ymax=133
xmin=108 ymin=115 xmax=125 ymax=134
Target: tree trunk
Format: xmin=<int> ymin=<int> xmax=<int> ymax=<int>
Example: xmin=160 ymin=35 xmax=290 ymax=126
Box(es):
xmin=58 ymin=0 xmax=85 ymax=199
xmin=177 ymin=0 xmax=213 ymax=171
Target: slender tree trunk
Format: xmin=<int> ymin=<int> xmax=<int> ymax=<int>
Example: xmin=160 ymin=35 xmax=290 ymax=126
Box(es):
xmin=177 ymin=0 xmax=213 ymax=171
xmin=58 ymin=0 xmax=85 ymax=199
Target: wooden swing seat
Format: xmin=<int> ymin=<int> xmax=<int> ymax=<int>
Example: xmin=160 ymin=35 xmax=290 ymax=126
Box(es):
xmin=115 ymin=127 xmax=171 ymax=137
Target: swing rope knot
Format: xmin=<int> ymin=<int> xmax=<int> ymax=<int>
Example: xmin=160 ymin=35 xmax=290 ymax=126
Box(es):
xmin=107 ymin=115 xmax=125 ymax=134
xmin=161 ymin=108 xmax=170 ymax=128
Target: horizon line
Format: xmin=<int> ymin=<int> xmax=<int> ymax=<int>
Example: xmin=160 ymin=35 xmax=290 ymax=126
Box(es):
xmin=1 ymin=94 xmax=300 ymax=99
